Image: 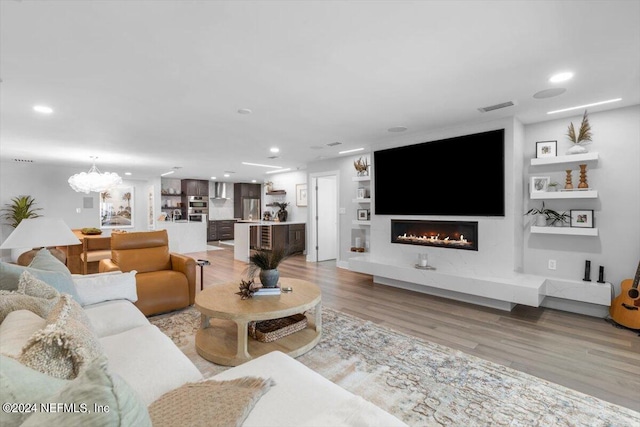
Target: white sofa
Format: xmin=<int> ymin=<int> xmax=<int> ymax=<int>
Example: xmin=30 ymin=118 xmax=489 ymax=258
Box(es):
xmin=1 ymin=274 xmax=407 ymax=426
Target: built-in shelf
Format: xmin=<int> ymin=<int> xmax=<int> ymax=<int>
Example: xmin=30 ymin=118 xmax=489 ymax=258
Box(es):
xmin=530 ymin=152 xmax=599 ymax=166
xmin=352 ymin=220 xmax=371 ymax=226
xmin=531 ymin=190 xmax=598 ymax=199
xmin=530 ymin=226 xmax=598 ymax=236
xmin=352 ymin=198 xmax=371 ymax=203
xmin=266 ymin=190 xmax=286 ymax=195
xmin=352 ymin=176 xmax=371 ymax=182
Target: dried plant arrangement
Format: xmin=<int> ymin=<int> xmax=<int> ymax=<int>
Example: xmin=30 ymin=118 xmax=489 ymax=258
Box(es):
xmin=235 ymin=279 xmax=258 ymax=299
xmin=567 ymin=110 xmax=593 ymax=144
xmin=353 ymin=157 xmax=369 ymax=176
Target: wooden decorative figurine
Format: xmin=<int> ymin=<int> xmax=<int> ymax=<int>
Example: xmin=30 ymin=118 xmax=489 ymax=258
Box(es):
xmin=564 ymin=170 xmax=573 ymax=190
xmin=578 ymin=164 xmax=589 ymax=189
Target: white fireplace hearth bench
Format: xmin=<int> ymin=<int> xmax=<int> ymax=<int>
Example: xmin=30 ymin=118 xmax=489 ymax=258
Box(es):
xmin=349 ymin=255 xmax=613 ymax=318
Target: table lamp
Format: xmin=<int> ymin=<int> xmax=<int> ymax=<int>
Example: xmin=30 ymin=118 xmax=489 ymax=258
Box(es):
xmin=0 ymin=218 xmax=81 ymax=266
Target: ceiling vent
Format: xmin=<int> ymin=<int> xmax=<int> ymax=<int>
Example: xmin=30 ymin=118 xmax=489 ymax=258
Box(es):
xmin=267 ymin=156 xmax=279 ymax=159
xmin=327 ymin=142 xmax=342 ymax=147
xmin=477 ymin=101 xmax=516 ymax=113
xmin=12 ymin=158 xmax=34 ymax=163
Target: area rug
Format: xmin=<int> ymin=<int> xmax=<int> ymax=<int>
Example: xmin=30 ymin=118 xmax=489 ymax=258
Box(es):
xmin=150 ymin=306 xmax=640 ymax=426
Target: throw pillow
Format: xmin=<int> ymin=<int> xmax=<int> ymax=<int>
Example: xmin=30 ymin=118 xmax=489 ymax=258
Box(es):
xmin=20 ymin=356 xmax=152 ymax=427
xmin=0 ymin=310 xmax=47 ymax=358
xmin=0 ymin=261 xmax=81 ymax=302
xmin=73 ymin=270 xmax=138 ymax=306
xmin=19 ymin=295 xmax=103 ymax=380
xmin=148 ymin=377 xmax=275 ymax=427
xmin=17 ymin=271 xmax=61 ymax=299
xmin=28 ymin=248 xmax=82 ymax=302
xmin=0 ymin=355 xmax=69 ymax=427
xmin=0 ymin=292 xmax=59 ymax=323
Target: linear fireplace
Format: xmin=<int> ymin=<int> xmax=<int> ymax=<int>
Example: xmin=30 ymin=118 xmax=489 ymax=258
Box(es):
xmin=391 ymin=219 xmax=478 ymax=251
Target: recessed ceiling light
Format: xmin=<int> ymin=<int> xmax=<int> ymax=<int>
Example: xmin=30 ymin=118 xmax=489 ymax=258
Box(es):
xmin=549 ymin=72 xmax=574 ymax=83
xmin=270 ymin=147 xmax=280 ymax=153
xmin=547 ymin=98 xmax=622 ymax=114
xmin=251 ymin=179 xmax=257 ymax=183
xmin=33 ymin=105 xmax=53 ymax=114
xmin=242 ymin=161 xmax=282 ymax=169
xmin=338 ymin=148 xmax=365 ymax=154
xmin=266 ymin=168 xmax=291 ymax=174
xmin=124 ymin=172 xmax=132 ymax=176
xmin=223 ymin=173 xmax=230 ymax=177
xmin=238 ymin=108 xmax=252 ymax=114
xmin=388 ymin=126 xmax=407 ymax=132
xmin=533 ymin=88 xmax=566 ymax=99
xmin=210 ymin=176 xmax=217 ymax=180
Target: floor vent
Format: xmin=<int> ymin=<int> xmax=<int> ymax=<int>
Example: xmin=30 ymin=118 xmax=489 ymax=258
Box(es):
xmin=478 ymin=101 xmax=515 ymax=113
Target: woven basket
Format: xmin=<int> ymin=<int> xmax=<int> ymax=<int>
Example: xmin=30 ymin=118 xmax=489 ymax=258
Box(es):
xmin=248 ymin=314 xmax=308 ymax=343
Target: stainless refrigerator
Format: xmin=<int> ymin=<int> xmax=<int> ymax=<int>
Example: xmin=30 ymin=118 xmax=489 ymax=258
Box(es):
xmin=241 ymin=197 xmax=261 ymax=221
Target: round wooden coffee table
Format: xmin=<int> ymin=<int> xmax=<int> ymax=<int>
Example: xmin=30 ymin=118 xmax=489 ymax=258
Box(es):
xmin=195 ymin=278 xmax=322 ymax=366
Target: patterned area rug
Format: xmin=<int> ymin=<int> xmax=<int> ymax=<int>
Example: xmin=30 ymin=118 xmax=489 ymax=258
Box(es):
xmin=150 ymin=306 xmax=640 ymax=426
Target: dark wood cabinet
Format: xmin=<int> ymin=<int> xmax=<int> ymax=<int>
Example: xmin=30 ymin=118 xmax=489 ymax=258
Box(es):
xmin=182 ymin=179 xmax=209 ymax=196
xmin=288 ymin=224 xmax=305 ymax=254
xmin=208 ymin=219 xmax=236 ymax=241
xmin=235 ymin=183 xmax=261 ymax=198
xmin=234 ymin=183 xmax=262 ymax=219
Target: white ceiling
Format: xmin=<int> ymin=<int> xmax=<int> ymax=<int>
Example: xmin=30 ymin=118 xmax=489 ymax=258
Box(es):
xmin=1 ymin=0 xmax=639 ymax=182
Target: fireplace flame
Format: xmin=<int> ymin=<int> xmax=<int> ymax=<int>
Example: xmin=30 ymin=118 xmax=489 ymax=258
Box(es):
xmin=397 ymin=233 xmax=472 ymax=247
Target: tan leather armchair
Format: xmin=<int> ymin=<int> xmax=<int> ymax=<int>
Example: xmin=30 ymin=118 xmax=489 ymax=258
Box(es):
xmin=99 ymin=230 xmax=196 ymax=316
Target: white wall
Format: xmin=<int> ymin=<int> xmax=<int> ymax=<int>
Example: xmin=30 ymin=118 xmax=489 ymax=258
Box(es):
xmin=263 ymin=170 xmax=308 ymax=223
xmin=523 ymin=105 xmax=640 ymax=290
xmin=0 ymin=161 xmax=153 ymax=259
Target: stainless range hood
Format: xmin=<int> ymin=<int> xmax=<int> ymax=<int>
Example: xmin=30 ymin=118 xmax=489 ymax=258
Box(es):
xmin=210 ymin=182 xmax=228 ymax=199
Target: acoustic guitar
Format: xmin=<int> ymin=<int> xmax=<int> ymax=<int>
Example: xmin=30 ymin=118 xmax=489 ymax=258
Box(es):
xmin=609 ymin=261 xmax=640 ymax=330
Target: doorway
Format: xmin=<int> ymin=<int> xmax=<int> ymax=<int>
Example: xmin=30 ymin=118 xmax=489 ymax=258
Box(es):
xmin=309 ymin=171 xmax=338 ymax=262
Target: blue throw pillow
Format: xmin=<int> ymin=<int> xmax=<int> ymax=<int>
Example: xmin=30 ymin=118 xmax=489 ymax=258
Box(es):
xmin=0 ymin=250 xmax=81 ymax=302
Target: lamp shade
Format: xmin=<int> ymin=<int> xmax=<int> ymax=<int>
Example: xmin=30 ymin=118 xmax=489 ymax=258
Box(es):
xmin=0 ymin=218 xmax=81 ymax=249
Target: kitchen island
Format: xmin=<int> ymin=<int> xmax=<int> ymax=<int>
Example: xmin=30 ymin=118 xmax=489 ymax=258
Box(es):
xmin=156 ymin=220 xmax=207 ymax=254
xmin=234 ymin=221 xmax=306 ymax=262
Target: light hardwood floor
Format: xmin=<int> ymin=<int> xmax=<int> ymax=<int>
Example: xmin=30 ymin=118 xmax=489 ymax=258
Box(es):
xmin=193 ymin=245 xmax=640 ymax=412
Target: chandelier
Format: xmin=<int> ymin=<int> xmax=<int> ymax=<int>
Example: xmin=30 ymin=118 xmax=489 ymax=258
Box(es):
xmin=68 ymin=157 xmax=122 ymax=193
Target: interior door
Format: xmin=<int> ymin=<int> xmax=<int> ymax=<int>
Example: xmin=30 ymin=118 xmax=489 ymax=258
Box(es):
xmin=316 ymin=175 xmax=337 ymax=261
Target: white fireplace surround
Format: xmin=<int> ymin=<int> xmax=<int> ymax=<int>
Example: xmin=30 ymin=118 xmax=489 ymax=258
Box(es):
xmin=347 ymin=118 xmax=612 ymax=318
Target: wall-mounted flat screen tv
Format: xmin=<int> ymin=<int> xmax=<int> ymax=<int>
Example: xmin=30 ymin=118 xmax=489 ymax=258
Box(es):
xmin=374 ymin=129 xmax=505 ymax=216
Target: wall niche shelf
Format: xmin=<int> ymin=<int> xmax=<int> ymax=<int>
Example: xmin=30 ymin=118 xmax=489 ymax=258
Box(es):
xmin=352 ymin=220 xmax=371 ymax=226
xmin=266 ymin=190 xmax=286 ymax=195
xmin=530 ymin=226 xmax=598 ymax=236
xmin=531 ymin=190 xmax=598 ymax=200
xmin=352 ymin=198 xmax=371 ymax=203
xmin=352 ymin=176 xmax=371 ymax=182
xmin=530 ymin=152 xmax=599 ymax=166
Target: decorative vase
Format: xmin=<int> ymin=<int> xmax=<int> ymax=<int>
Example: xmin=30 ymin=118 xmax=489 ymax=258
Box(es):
xmin=564 ymin=170 xmax=573 ymax=190
xmin=277 ymin=210 xmax=288 ymax=222
xmin=535 ymin=214 xmax=547 ymax=227
xmin=566 ymin=144 xmax=588 ymax=155
xmin=259 ymin=269 xmax=280 ymax=288
xmin=578 ymin=164 xmax=589 ymax=189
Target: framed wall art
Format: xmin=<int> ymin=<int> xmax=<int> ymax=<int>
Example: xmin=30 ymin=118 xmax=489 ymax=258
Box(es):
xmin=296 ymin=183 xmax=308 ymax=206
xmin=536 ymin=140 xmax=557 ymax=158
xmin=357 ymin=209 xmax=368 ymax=221
xmin=100 ymin=185 xmax=134 ymax=229
xmin=570 ymin=210 xmax=594 ymax=228
xmin=530 ymin=176 xmax=550 ymax=194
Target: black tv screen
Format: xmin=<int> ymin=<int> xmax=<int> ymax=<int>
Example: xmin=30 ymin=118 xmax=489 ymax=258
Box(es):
xmin=374 ymin=129 xmax=505 ymax=216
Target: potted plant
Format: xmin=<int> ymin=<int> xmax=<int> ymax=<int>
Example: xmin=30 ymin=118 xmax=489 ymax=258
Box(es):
xmin=274 ymin=202 xmax=289 ymax=222
xmin=525 ymin=202 xmax=561 ymax=227
xmin=566 ymin=110 xmax=592 ymax=154
xmin=547 ymin=210 xmax=570 ymax=227
xmin=1 ymin=195 xmax=42 ymax=228
xmin=246 ymin=246 xmax=292 ymax=288
xmin=547 ymin=182 xmax=560 ymax=192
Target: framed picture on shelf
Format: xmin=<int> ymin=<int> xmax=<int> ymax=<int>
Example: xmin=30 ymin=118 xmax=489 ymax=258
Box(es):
xmin=536 ymin=140 xmax=557 ymax=158
xmin=530 ymin=176 xmax=550 ymax=194
xmin=296 ymin=183 xmax=307 ymax=206
xmin=570 ymin=210 xmax=594 ymax=228
xmin=357 ymin=187 xmax=366 ymax=199
xmin=357 ymin=209 xmax=368 ymax=221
